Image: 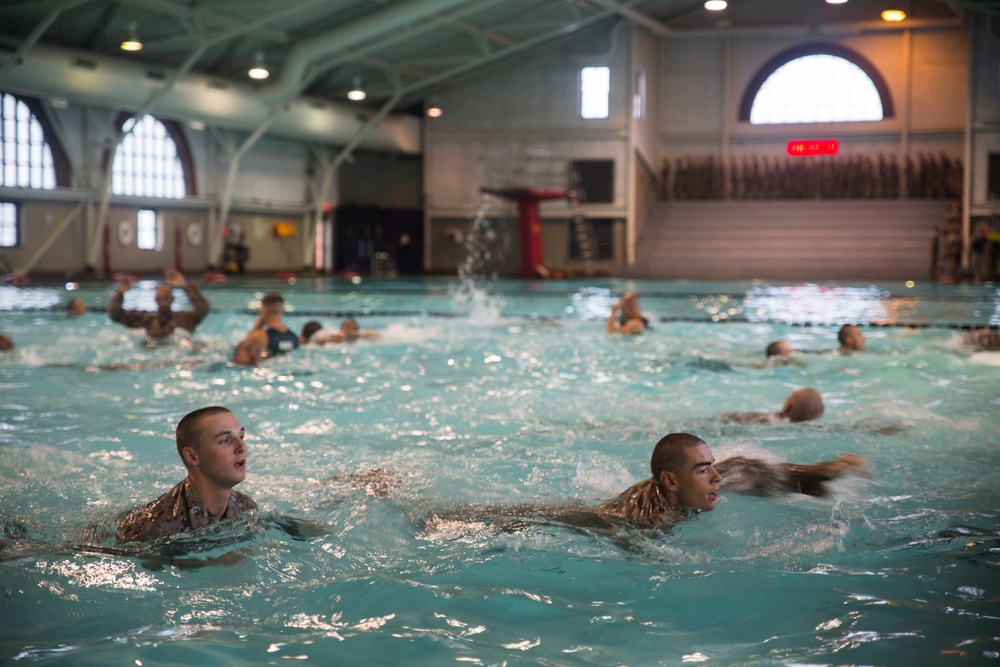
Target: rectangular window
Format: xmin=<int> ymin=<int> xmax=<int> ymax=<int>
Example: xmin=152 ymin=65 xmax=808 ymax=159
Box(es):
xmin=580 ymin=66 xmax=610 ymax=119
xmin=137 ymin=208 xmax=158 ymax=250
xmin=989 ymin=153 xmax=1000 ymax=201
xmin=571 ymin=159 xmax=615 ymax=204
xmin=633 ymin=68 xmax=646 ymax=120
xmin=569 ymin=217 xmax=615 ymax=260
xmin=0 ymin=202 xmax=18 ymax=247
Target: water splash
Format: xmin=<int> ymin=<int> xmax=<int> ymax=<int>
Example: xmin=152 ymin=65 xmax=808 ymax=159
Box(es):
xmin=568 ymin=286 xmax=616 ymax=321
xmin=457 ymin=201 xmax=511 ymax=282
xmin=452 ymin=202 xmax=509 ymax=324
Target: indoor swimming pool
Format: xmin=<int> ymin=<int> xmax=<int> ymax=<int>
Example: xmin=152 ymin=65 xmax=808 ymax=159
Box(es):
xmin=1 ymin=277 xmax=997 ymax=665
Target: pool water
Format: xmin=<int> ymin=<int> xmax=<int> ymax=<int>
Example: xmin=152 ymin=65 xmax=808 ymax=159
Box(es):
xmin=1 ymin=277 xmax=998 ymax=665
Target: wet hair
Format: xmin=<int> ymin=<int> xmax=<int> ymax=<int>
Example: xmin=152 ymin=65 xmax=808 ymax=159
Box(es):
xmin=261 ymin=292 xmax=284 ymax=307
xmin=781 ymin=387 xmax=824 ymax=422
xmin=176 ymin=406 xmax=232 ymax=465
xmin=0 ymin=333 xmax=13 ymax=351
xmin=650 ymin=433 xmax=706 ymax=480
xmin=301 ymin=321 xmax=323 ymax=341
xmin=66 ymin=298 xmax=87 ymax=315
xmin=766 ymin=340 xmax=792 ymax=357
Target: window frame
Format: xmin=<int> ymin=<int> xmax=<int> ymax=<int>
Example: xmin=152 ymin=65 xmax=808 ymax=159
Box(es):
xmin=580 ymin=65 xmax=611 ymax=120
xmin=136 ymin=208 xmax=160 ymax=251
xmin=738 ymin=43 xmax=894 ymax=124
xmin=633 ymin=67 xmax=646 ymax=121
xmin=107 ymin=112 xmax=196 ymax=198
xmin=0 ymin=201 xmax=19 ymax=248
xmin=0 ymin=92 xmax=71 ymax=189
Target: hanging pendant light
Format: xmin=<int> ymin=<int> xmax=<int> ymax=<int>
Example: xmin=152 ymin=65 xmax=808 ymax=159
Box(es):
xmin=347 ymin=77 xmax=366 ymax=101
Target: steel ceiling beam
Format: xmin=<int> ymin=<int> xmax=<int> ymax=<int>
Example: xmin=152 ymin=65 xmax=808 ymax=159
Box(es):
xmin=260 ymin=0 xmax=499 ymax=103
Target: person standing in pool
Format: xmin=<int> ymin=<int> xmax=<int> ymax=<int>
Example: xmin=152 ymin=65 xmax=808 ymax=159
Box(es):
xmin=595 ymin=433 xmax=869 ymax=528
xmin=108 ymin=268 xmax=210 ymax=339
xmin=116 ymin=406 xmax=256 ymax=544
xmin=231 ymin=292 xmax=299 ymax=366
xmin=606 ymin=292 xmax=649 ymax=334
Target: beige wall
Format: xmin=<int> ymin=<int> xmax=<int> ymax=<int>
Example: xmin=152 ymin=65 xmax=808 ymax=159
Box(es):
xmin=661 ymin=27 xmax=968 ymax=161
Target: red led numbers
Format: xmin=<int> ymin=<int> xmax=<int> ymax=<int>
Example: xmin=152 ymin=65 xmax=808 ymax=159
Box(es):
xmin=786 ymin=140 xmax=839 ymax=156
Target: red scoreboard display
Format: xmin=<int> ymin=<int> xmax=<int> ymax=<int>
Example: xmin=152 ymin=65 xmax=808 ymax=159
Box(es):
xmin=786 ymin=139 xmax=839 ymax=156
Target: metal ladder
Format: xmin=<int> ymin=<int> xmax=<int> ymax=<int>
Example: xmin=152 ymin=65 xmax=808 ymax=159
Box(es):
xmin=567 ymin=168 xmax=597 ymax=276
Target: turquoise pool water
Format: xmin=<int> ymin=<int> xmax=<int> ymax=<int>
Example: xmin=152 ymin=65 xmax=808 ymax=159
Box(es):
xmin=1 ymin=277 xmax=998 ymax=665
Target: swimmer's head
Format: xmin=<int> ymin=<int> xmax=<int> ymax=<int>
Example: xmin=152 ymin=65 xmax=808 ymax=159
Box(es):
xmin=175 ymin=407 xmax=247 ymax=486
xmin=176 ymin=406 xmax=233 ymax=466
xmin=67 ymin=298 xmax=87 ymax=316
xmin=341 ymin=318 xmax=360 ymax=339
xmin=838 ymin=324 xmax=865 ymax=352
xmin=301 ymin=321 xmax=323 ymax=342
xmin=260 ymin=292 xmax=285 ymax=311
xmin=766 ymin=340 xmax=793 ymax=358
xmin=231 ymin=330 xmax=266 ymax=367
xmin=154 ymin=285 xmax=174 ymax=313
xmin=0 ymin=334 xmax=13 ymax=351
xmin=650 ymin=433 xmax=721 ymax=513
xmin=779 ymin=387 xmax=824 ymax=422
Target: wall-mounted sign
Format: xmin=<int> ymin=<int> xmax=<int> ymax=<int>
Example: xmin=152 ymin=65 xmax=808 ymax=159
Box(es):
xmin=786 ymin=139 xmax=839 ymax=156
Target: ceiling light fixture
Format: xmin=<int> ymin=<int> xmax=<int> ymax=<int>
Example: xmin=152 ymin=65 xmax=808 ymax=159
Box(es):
xmin=704 ymin=0 xmax=727 ymax=10
xmin=825 ymin=0 xmax=848 ymax=4
xmin=347 ymin=77 xmax=366 ymax=101
xmin=248 ymin=51 xmax=269 ymax=80
xmin=426 ymin=97 xmax=442 ymax=118
xmin=120 ymin=22 xmax=143 ymax=52
xmin=881 ymin=9 xmax=906 ymax=21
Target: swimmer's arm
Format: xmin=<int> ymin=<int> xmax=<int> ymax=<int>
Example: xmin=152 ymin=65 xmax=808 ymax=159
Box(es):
xmin=312 ymin=333 xmax=345 ymax=345
xmin=181 ymin=282 xmax=210 ymax=324
xmin=606 ymin=302 xmax=625 ymax=333
xmin=271 ymin=515 xmax=328 ymax=540
xmin=107 ymin=285 xmax=149 ymax=329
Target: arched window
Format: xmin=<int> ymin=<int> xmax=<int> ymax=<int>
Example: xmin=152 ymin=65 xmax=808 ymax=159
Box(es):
xmin=739 ymin=44 xmax=893 ymax=125
xmin=0 ymin=92 xmax=68 ymax=189
xmin=111 ymin=114 xmax=194 ymax=197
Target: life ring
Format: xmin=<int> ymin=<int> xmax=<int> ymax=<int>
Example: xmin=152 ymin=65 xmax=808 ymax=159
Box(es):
xmin=117 ymin=220 xmax=134 ymax=246
xmin=186 ymin=223 xmax=203 ymax=247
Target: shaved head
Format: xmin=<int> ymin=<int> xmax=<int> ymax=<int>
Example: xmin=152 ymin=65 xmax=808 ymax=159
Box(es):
xmin=780 ymin=387 xmax=824 ymax=422
xmin=176 ymin=406 xmax=233 ymax=465
xmin=651 ymin=433 xmax=708 ymax=479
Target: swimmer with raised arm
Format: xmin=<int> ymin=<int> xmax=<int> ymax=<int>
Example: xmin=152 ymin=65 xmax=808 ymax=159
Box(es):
xmin=108 ymin=268 xmax=210 ymax=339
xmin=596 ymin=433 xmax=870 ymax=528
xmin=116 ymin=406 xmax=256 ymax=543
xmin=607 ymin=292 xmax=649 ymax=335
xmin=719 ymin=387 xmax=824 ymax=424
